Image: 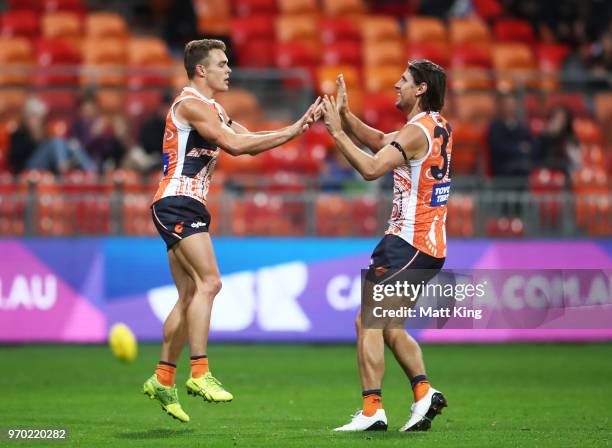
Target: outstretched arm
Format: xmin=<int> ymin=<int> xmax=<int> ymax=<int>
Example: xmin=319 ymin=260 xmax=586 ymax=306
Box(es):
xmin=321 ymin=95 xmax=427 ymax=180
xmin=334 ymin=74 xmax=398 ymax=153
xmin=176 ymin=97 xmax=320 ymax=156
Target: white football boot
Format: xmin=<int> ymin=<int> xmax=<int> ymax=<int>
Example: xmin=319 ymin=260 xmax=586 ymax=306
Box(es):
xmin=399 ymin=387 xmax=447 ymax=432
xmin=334 ymin=409 xmax=388 ymax=432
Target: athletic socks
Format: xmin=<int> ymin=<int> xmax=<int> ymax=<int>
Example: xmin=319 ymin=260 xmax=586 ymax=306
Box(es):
xmin=155 ymin=361 xmax=176 ymax=386
xmin=362 ymin=389 xmax=382 ymax=417
xmin=411 ymin=374 xmax=430 ymax=401
xmin=190 ymin=355 xmax=209 ymax=378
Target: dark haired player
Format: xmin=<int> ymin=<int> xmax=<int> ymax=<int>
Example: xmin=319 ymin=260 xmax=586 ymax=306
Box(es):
xmin=319 ymin=60 xmax=451 ymax=432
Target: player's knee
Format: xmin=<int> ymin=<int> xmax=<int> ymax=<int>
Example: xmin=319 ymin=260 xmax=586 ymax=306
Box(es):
xmin=198 ymin=275 xmax=222 ymax=297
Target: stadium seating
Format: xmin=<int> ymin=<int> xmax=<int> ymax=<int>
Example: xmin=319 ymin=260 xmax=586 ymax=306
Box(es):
xmin=34 ymin=38 xmax=81 ymax=86
xmin=277 ymin=0 xmax=318 ymax=15
xmin=85 ymin=12 xmax=128 ymax=39
xmin=0 ymin=37 xmax=33 ymax=86
xmin=316 ymin=65 xmax=360 ymax=95
xmin=322 ymin=41 xmax=362 ymax=66
xmin=233 ymin=0 xmax=277 ymax=17
xmin=493 ymin=19 xmax=535 ymax=45
xmin=406 ymin=16 xmax=447 ymax=44
xmin=491 ymin=43 xmax=536 ymax=91
xmin=363 ymin=41 xmax=405 ymax=67
xmin=364 ymin=65 xmax=403 ymax=93
xmin=322 ymin=0 xmax=366 ymax=17
xmin=449 ymin=18 xmax=491 ymax=45
xmin=194 ymin=0 xmax=230 ymax=35
xmin=319 ymin=18 xmax=361 ymax=44
xmin=41 ymin=12 xmax=81 ymax=39
xmin=127 ymin=37 xmax=172 ymax=88
xmin=0 ymin=11 xmax=40 ymax=37
xmin=360 ymin=16 xmax=401 ymax=43
xmin=0 ymin=0 xmax=609 ymax=239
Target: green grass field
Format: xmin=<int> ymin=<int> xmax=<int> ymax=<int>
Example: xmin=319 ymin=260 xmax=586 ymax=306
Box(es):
xmin=1 ymin=343 xmax=611 ymax=447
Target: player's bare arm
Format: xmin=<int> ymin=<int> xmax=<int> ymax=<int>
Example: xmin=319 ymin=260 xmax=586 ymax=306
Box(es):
xmin=321 ymin=95 xmax=427 ymax=181
xmin=176 ymin=97 xmax=320 ymax=156
xmin=331 ymin=74 xmax=398 ymax=153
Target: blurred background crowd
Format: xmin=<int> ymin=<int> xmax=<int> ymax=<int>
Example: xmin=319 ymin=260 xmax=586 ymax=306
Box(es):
xmin=0 ymin=0 xmax=610 ymax=237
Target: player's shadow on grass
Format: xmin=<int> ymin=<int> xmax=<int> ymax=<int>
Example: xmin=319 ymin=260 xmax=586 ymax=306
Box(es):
xmin=115 ymin=429 xmax=194 ymax=440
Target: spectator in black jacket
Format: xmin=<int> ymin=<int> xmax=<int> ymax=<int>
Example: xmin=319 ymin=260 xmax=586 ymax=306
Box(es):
xmin=487 ymin=95 xmax=536 ymax=178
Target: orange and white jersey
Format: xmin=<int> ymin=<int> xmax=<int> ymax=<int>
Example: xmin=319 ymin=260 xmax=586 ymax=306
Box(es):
xmin=152 ymin=86 xmax=225 ymax=206
xmin=386 ymin=111 xmax=452 ymax=258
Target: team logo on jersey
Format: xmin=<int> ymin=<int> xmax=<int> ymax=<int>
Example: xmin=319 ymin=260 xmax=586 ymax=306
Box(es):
xmin=430 ymin=182 xmax=451 ymax=206
xmin=162 ymin=153 xmax=169 ymax=176
xmin=174 ymin=222 xmax=184 ymax=234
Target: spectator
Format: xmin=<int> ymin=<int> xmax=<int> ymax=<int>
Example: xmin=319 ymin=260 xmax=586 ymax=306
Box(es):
xmin=8 ymin=98 xmax=94 ymax=175
xmin=70 ymin=96 xmax=126 ymax=173
xmin=536 ymin=106 xmax=581 ymax=176
xmin=487 ymin=95 xmax=536 ymax=178
xmin=320 ymin=147 xmax=365 ymax=192
xmin=122 ymin=93 xmax=169 ymax=174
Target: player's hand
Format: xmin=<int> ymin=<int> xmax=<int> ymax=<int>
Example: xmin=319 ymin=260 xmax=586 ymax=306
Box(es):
xmin=291 ymin=96 xmax=321 ymax=136
xmin=321 ymin=95 xmax=342 ymax=137
xmin=336 ymin=74 xmax=349 ymax=116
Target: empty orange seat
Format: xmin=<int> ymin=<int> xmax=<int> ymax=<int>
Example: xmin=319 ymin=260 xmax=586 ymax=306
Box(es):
xmin=406 ymin=16 xmax=447 ymax=44
xmin=361 ymin=16 xmax=402 ymax=43
xmin=364 ymin=65 xmax=402 ymax=93
xmin=277 ymin=0 xmax=318 ymax=15
xmin=216 ymin=88 xmax=261 ymax=124
xmin=85 ymin=12 xmax=128 ymax=38
xmin=42 ymin=12 xmax=81 ymax=39
xmin=127 ymin=37 xmax=171 ymax=88
xmin=81 ymin=38 xmax=127 ymax=86
xmin=450 ymin=18 xmax=491 ymax=45
xmin=492 ymin=43 xmax=536 ymax=91
xmin=276 ymin=15 xmax=318 ymax=43
xmin=316 ymin=65 xmax=360 ymax=96
xmin=363 ymin=41 xmax=404 ymax=67
xmin=573 ymin=118 xmax=603 ymax=144
xmin=322 ymin=0 xmax=366 ymax=16
xmin=453 ymin=92 xmax=496 ymax=125
xmin=0 ymin=37 xmax=34 ymax=86
xmin=194 ymin=0 xmax=230 ymax=35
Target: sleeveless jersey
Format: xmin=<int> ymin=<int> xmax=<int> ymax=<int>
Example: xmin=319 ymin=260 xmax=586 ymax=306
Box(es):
xmin=385 ymin=111 xmax=453 ymax=258
xmin=152 ymin=86 xmax=225 ymax=206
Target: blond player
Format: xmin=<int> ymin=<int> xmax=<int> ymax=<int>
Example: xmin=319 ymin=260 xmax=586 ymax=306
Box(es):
xmin=320 ymin=60 xmax=451 ymax=432
xmin=143 ymin=39 xmax=319 ymax=422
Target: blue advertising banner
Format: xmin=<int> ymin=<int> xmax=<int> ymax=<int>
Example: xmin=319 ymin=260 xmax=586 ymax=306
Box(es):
xmin=1 ymin=238 xmax=611 ymax=343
